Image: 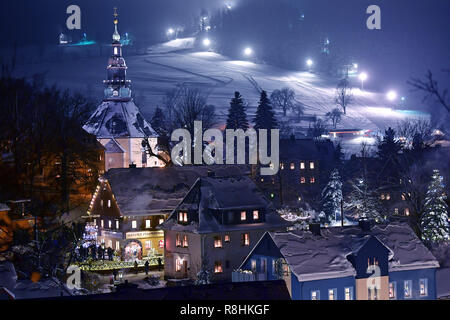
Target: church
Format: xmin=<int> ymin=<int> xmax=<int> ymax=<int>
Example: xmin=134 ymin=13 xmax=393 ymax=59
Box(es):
xmin=83 ymin=9 xmax=163 ymax=171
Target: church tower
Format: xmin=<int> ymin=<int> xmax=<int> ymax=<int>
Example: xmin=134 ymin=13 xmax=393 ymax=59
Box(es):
xmin=83 ymin=8 xmax=162 ymax=171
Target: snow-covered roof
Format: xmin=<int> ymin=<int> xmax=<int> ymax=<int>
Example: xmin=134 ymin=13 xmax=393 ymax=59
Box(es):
xmin=279 ymin=138 xmax=335 ymax=161
xmin=161 ymin=175 xmax=290 ymax=234
xmin=104 ymin=139 xmax=125 ymax=153
xmin=252 ymin=223 xmax=439 ymax=282
xmin=83 ymin=99 xmax=158 ymax=138
xmin=104 ymin=165 xmax=251 ymax=216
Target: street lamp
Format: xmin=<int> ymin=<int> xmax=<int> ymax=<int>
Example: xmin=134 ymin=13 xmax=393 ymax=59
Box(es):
xmin=203 ymin=38 xmax=211 ymax=47
xmin=359 ymin=72 xmax=368 ymax=91
xmin=306 ymin=58 xmax=313 ymax=72
xmin=386 ymin=90 xmax=398 ymax=101
xmin=244 ymin=47 xmax=253 ymax=56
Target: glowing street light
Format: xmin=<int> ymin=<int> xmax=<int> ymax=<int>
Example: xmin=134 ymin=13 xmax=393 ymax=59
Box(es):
xmin=244 ymin=47 xmax=253 ymax=56
xmin=359 ymin=72 xmax=368 ymax=90
xmin=386 ymin=90 xmax=398 ymax=101
xmin=167 ymin=28 xmax=174 ymax=35
xmin=306 ymin=58 xmax=313 ymax=67
xmin=203 ymin=38 xmax=211 ymax=47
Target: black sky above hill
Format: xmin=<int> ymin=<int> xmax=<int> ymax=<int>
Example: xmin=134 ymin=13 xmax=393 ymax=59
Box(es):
xmin=1 ymin=0 xmax=449 ymax=111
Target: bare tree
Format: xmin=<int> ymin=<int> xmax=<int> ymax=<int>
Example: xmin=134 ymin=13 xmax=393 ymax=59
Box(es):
xmin=396 ymin=119 xmax=433 ymax=148
xmin=334 ymin=78 xmax=353 ymax=115
xmin=270 ymin=88 xmax=295 ymax=117
xmin=326 ymin=108 xmax=343 ymax=128
xmin=408 ymin=70 xmax=449 ymax=113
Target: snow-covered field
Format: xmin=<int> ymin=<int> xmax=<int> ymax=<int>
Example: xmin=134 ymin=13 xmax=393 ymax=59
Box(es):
xmin=12 ymin=38 xmax=429 ymax=155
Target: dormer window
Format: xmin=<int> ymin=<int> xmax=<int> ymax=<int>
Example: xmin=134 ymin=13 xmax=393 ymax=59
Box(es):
xmin=183 ymin=212 xmax=188 ymax=223
xmin=253 ymin=210 xmax=259 ymax=220
xmin=178 ymin=212 xmax=183 ymax=222
xmin=240 ymin=211 xmax=247 ymax=221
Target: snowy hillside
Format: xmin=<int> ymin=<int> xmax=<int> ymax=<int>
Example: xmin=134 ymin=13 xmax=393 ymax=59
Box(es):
xmin=12 ymin=38 xmax=429 ymax=155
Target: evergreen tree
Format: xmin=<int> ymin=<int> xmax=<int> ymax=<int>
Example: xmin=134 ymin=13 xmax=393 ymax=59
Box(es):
xmin=377 ymin=127 xmax=403 ymax=162
xmin=254 ymin=90 xmax=277 ymax=130
xmin=321 ymin=169 xmax=343 ymax=223
xmin=226 ymin=91 xmax=249 ymax=130
xmin=421 ymin=170 xmax=449 ymax=243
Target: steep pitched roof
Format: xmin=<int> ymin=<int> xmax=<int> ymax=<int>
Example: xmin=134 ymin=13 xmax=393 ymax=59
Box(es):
xmin=241 ymin=222 xmax=439 ymax=282
xmin=104 ymin=165 xmax=251 ymax=216
xmin=83 ymin=99 xmax=157 ymax=138
xmin=161 ymin=175 xmax=290 ymax=234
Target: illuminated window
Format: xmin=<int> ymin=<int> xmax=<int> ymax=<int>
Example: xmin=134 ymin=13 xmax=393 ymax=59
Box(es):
xmin=108 ymin=220 xmax=112 ymax=229
xmin=108 ymin=200 xmax=111 ymax=208
xmin=145 ymin=240 xmax=152 ymax=250
xmin=116 ymin=241 xmax=120 ymax=250
xmin=183 ymin=212 xmax=188 ymax=223
xmin=224 ymin=234 xmax=230 ymax=243
xmin=394 ymin=208 xmax=399 ymax=215
xmin=419 ymin=279 xmax=428 ymax=296
xmin=280 ymin=163 xmax=284 ymax=170
xmin=310 ymin=177 xmax=315 ymax=184
xmin=116 ymin=220 xmax=119 ymax=229
xmin=132 ymin=220 xmax=137 ymax=229
xmin=386 ymin=194 xmax=391 ymax=200
xmin=101 ymin=200 xmax=104 ymax=207
xmin=404 ymin=280 xmax=412 ymax=298
xmin=183 ymin=235 xmax=188 ymax=247
xmin=175 ymin=258 xmax=183 ymax=272
xmin=251 ymin=259 xmax=257 ymax=273
xmin=242 ymin=233 xmax=250 ymax=246
xmin=404 ymin=208 xmax=410 ymax=216
xmin=114 ymin=47 xmax=118 ymax=55
xmin=101 ymin=220 xmax=104 ymax=228
xmin=300 ymin=177 xmax=306 ymax=184
xmin=311 ymin=290 xmax=320 ymax=300
xmin=300 ymin=162 xmax=305 ymax=170
xmin=145 ymin=220 xmax=151 ymax=228
xmin=214 ymin=236 xmax=222 ymax=248
xmin=178 ymin=212 xmax=183 ymax=222
xmin=401 ymin=194 xmax=406 ymax=201
xmin=253 ymin=210 xmax=259 ymax=220
xmin=328 ymin=288 xmax=337 ymax=300
xmin=345 ymin=287 xmax=353 ymax=300
xmin=214 ymin=261 xmax=223 ymax=273
xmin=159 ymin=218 xmax=164 ymax=225
xmin=93 ymin=219 xmax=97 ymax=225
xmin=176 ymin=234 xmax=182 ymax=247
xmin=290 ymin=163 xmax=295 ymax=170
xmin=380 ymin=194 xmax=385 ymax=200
xmin=241 ymin=211 xmax=247 ymax=221
xmin=389 ymin=282 xmax=397 ymax=299
xmin=310 ymin=162 xmax=315 ymax=169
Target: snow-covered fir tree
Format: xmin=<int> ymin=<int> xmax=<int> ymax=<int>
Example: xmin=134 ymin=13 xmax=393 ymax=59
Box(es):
xmin=226 ymin=91 xmax=249 ymax=130
xmin=321 ymin=169 xmax=343 ymax=223
xmin=254 ymin=90 xmax=277 ymax=130
xmin=421 ymin=170 xmax=449 ymax=243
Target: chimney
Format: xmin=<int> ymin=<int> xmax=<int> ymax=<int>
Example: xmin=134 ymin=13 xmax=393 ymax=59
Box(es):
xmin=207 ymin=170 xmax=215 ymax=177
xmin=309 ymin=223 xmax=321 ymax=236
xmin=358 ymin=218 xmax=371 ymax=232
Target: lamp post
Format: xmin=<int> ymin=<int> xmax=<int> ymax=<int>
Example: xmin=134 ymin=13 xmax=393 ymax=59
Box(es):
xmin=359 ymin=72 xmax=368 ymax=91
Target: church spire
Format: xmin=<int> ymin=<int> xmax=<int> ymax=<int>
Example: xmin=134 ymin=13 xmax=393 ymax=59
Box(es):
xmin=103 ymin=7 xmax=131 ymax=101
xmin=112 ymin=7 xmax=121 ymax=43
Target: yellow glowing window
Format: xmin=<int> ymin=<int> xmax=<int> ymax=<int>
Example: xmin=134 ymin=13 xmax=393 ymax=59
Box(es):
xmin=300 ymin=162 xmax=305 ymax=170
xmin=241 ymin=211 xmax=247 ymax=221
xmin=214 ymin=236 xmax=222 ymax=248
xmin=310 ymin=162 xmax=315 ymax=169
xmin=132 ymin=220 xmax=137 ymax=229
xmin=310 ymin=177 xmax=315 ymax=184
xmin=300 ymin=177 xmax=306 ymax=184
xmin=145 ymin=220 xmax=151 ymax=228
xmin=224 ymin=234 xmax=230 ymax=242
xmin=176 ymin=234 xmax=181 ymax=247
xmin=290 ymin=163 xmax=295 ymax=170
xmin=183 ymin=235 xmax=188 ymax=247
xmin=214 ymin=261 xmax=223 ymax=273
xmin=253 ymin=210 xmax=259 ymax=220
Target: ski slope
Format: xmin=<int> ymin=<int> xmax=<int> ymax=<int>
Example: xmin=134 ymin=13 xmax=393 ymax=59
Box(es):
xmin=12 ymin=38 xmax=429 ymax=155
